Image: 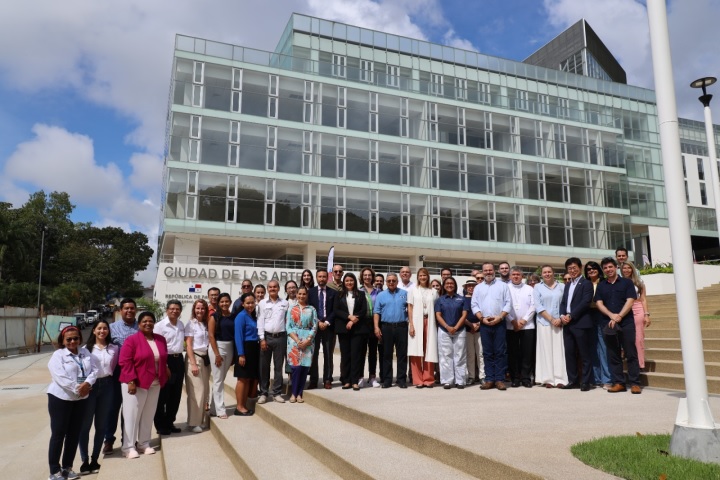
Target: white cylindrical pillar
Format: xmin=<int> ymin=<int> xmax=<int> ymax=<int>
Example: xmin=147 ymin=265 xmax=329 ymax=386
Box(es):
xmin=647 ymin=0 xmax=715 ymax=429
xmin=702 ymin=106 xmax=720 ymax=236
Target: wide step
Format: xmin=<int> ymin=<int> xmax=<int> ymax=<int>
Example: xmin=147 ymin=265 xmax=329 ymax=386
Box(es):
xmin=256 ymin=400 xmax=477 ymax=480
xmin=211 ymin=409 xmax=341 ymax=480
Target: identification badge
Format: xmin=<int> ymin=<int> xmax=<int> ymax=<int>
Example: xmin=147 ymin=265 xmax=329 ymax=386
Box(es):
xmin=77 ymin=376 xmax=87 ymax=383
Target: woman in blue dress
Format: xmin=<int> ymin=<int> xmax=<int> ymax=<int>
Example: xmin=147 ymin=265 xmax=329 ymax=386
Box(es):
xmin=286 ymin=286 xmax=318 ymax=403
xmin=533 ymin=265 xmax=567 ymax=388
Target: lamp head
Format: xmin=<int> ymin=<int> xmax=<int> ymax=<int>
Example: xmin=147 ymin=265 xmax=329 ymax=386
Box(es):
xmin=690 ymin=77 xmax=717 ymax=89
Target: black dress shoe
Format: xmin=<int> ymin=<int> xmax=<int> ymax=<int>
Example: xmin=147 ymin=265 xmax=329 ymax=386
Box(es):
xmin=562 ymin=383 xmax=579 ymax=390
xmin=169 ymin=426 xmax=181 ymax=433
xmin=157 ymin=429 xmax=171 ymax=435
xmin=398 ymin=383 xmax=407 ymax=389
xmin=381 ymin=384 xmax=391 ymax=388
xmin=233 ymin=409 xmax=254 ymax=416
xmin=580 ymin=384 xmax=593 ymax=392
xmin=306 ymin=383 xmax=317 ymax=390
xmin=511 ymin=380 xmax=521 ymax=388
xmin=522 ymin=380 xmax=532 ymax=388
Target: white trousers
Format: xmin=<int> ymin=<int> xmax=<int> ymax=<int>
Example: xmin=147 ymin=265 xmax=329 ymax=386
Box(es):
xmin=465 ymin=329 xmax=484 ymax=381
xmin=209 ymin=341 xmax=234 ymax=416
xmin=535 ymin=323 xmax=568 ymax=386
xmin=121 ymin=383 xmax=160 ymax=454
xmin=438 ymin=328 xmax=467 ymax=386
xmin=185 ymin=355 xmax=211 ymax=428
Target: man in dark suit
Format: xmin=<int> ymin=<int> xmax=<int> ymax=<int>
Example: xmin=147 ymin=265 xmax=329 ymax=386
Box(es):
xmin=308 ymin=269 xmax=336 ymax=389
xmin=559 ymin=257 xmax=595 ymax=391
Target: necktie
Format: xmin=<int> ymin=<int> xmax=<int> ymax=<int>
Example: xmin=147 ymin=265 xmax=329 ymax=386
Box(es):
xmin=319 ymin=288 xmax=325 ymax=319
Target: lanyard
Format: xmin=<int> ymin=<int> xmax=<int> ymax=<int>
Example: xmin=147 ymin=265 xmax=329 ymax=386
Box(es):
xmin=71 ymin=353 xmax=86 ymax=377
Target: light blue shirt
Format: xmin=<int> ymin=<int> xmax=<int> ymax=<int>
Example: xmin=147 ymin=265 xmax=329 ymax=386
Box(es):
xmin=470 ymin=278 xmax=511 ymax=318
xmin=565 ymin=277 xmax=581 ymax=314
xmin=110 ymin=320 xmax=139 ymax=348
xmin=374 ymin=288 xmax=408 ymax=323
xmin=533 ymin=282 xmax=565 ymax=326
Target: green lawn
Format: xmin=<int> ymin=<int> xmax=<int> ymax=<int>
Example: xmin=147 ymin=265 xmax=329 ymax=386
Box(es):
xmin=571 ymin=434 xmax=720 ymax=480
xmin=701 ymin=315 xmax=720 ymax=320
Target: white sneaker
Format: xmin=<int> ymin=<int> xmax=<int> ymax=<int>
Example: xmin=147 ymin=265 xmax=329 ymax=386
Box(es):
xmin=143 ymin=447 xmax=155 ymax=455
xmin=192 ymin=426 xmax=203 ymax=433
xmin=257 ymin=395 xmax=268 ymax=404
xmin=49 ymin=472 xmax=64 ymax=480
xmin=125 ymin=449 xmax=139 ymax=459
xmin=358 ymin=378 xmax=367 ymax=388
xmin=370 ymin=378 xmax=380 ymax=388
xmin=273 ymin=395 xmax=285 ymax=403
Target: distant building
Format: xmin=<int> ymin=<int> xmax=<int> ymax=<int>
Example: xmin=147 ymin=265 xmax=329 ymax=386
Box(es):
xmin=154 ymin=14 xmax=719 ymax=308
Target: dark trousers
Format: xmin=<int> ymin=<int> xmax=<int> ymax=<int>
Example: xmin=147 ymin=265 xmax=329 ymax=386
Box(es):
xmin=564 ymin=325 xmax=596 ymax=385
xmin=381 ymin=322 xmax=408 ymax=387
xmin=48 ymin=394 xmax=86 ymax=475
xmin=605 ymin=322 xmax=640 ymax=386
xmin=154 ymin=354 xmax=185 ymax=431
xmin=259 ymin=333 xmax=286 ymax=397
xmin=480 ymin=322 xmax=507 ymax=382
xmin=104 ymin=365 xmax=122 ymax=444
xmin=507 ymin=329 xmax=535 ymax=382
xmin=79 ymin=376 xmax=114 ymax=462
xmin=338 ymin=333 xmax=368 ymax=385
xmin=290 ymin=366 xmax=309 ymax=397
xmin=310 ymin=327 xmax=336 ymax=385
xmin=367 ymin=333 xmax=384 ymax=379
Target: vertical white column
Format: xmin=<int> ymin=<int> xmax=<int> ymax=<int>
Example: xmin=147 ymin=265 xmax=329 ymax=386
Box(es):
xmin=702 ymin=106 xmax=720 ymax=235
xmin=647 ymin=0 xmax=715 ymax=429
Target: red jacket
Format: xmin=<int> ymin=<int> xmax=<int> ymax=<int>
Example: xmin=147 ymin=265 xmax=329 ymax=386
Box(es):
xmin=119 ymin=332 xmax=169 ymax=389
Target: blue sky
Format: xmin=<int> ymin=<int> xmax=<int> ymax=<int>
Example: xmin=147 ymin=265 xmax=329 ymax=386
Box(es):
xmin=0 ymin=0 xmax=716 ymax=285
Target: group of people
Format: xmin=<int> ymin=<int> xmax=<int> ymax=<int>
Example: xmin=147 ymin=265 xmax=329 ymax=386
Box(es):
xmin=46 ymin=248 xmax=650 ymax=479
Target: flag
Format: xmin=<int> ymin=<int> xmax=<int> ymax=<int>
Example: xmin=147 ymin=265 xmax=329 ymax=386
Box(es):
xmin=189 ymin=283 xmax=202 ymax=293
xmin=327 ymin=246 xmax=335 ymax=273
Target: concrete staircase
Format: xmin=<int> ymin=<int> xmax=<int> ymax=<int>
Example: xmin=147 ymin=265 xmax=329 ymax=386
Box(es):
xmin=178 ymin=379 xmax=538 ymax=480
xmin=641 ymin=283 xmax=720 ymax=393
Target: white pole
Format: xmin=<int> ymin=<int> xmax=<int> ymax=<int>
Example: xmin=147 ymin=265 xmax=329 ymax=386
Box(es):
xmin=702 ymin=105 xmax=720 ymax=236
xmin=646 ymin=0 xmax=715 ymax=429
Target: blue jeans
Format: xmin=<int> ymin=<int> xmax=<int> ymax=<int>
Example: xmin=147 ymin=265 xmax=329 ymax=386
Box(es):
xmin=79 ymin=376 xmax=114 ymax=462
xmin=591 ymin=310 xmax=611 ymax=384
xmin=480 ymin=322 xmax=507 ymax=382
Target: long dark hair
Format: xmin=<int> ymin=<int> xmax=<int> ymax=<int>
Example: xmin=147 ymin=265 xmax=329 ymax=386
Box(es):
xmin=341 ymin=272 xmax=360 ymax=298
xmin=300 ymin=269 xmax=315 ymax=289
xmin=584 ymin=261 xmax=605 ymax=281
xmin=85 ymin=319 xmax=114 ymax=351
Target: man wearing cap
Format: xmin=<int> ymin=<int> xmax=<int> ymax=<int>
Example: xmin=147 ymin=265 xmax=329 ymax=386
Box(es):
xmin=462 ymin=277 xmax=483 ymax=385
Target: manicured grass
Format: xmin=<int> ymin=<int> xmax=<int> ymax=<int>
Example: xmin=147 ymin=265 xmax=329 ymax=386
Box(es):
xmin=701 ymin=315 xmax=720 ymax=320
xmin=571 ymin=434 xmax=720 ymax=480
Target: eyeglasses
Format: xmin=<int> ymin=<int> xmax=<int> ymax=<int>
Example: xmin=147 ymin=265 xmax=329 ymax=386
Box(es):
xmin=333 ymin=270 xmax=343 ymax=274
xmin=66 ymin=337 xmax=80 ymax=342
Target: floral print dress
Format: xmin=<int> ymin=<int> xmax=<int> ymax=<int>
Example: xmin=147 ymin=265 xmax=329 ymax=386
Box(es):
xmin=286 ymin=303 xmax=318 ymax=367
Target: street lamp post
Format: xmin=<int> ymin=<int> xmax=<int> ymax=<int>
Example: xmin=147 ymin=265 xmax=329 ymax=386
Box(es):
xmin=36 ymin=225 xmax=48 ymax=344
xmin=690 ymin=77 xmax=720 ymax=240
xmin=647 ymin=0 xmax=720 ymax=462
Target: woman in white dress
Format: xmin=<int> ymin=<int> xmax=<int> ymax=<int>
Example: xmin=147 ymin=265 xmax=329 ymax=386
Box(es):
xmin=185 ymin=299 xmax=211 ymax=433
xmin=407 ymin=268 xmax=439 ymax=388
xmin=533 ymin=265 xmax=568 ymax=388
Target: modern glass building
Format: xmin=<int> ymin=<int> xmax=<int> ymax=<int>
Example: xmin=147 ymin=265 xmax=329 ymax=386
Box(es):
xmin=155 ymin=13 xmax=718 ymax=301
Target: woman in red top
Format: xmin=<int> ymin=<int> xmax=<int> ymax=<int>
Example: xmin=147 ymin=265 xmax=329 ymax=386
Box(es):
xmin=119 ymin=312 xmax=168 ymax=459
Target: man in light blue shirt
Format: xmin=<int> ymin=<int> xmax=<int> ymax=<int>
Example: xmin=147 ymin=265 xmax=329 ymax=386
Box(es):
xmin=471 ymin=263 xmax=511 ymax=390
xmin=373 ymin=273 xmax=408 ymax=389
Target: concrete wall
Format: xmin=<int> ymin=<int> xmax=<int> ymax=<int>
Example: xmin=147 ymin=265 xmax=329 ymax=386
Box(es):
xmin=643 ymin=264 xmax=720 ymax=295
xmin=0 ymin=307 xmax=38 ymax=355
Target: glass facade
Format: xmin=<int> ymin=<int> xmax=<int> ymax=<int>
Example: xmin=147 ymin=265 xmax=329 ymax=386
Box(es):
xmin=161 ymin=14 xmax=679 ymax=264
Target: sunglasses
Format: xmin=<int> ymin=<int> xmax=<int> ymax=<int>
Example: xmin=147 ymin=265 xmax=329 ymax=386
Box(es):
xmin=241 ymin=285 xmax=252 ymax=289
xmin=66 ymin=337 xmax=80 ymax=342
xmin=333 ymin=270 xmax=343 ymax=274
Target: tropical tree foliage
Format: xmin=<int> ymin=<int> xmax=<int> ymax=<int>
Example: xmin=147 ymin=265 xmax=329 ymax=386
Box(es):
xmin=0 ymin=191 xmax=153 ymax=312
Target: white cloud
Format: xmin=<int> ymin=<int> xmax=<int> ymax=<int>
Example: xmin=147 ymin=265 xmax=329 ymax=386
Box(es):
xmin=443 ymin=29 xmax=477 ymax=52
xmin=542 ymin=0 xmax=720 ymax=121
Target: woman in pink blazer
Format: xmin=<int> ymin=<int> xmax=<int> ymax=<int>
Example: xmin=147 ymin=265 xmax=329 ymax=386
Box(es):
xmin=119 ymin=312 xmax=168 ymax=459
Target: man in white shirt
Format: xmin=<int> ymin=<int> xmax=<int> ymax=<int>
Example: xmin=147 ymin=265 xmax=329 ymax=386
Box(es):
xmin=398 ymin=266 xmax=415 ymax=291
xmin=257 ymin=280 xmax=289 ymax=404
xmin=506 ymin=267 xmax=536 ymax=388
xmin=153 ymin=300 xmax=185 ymax=435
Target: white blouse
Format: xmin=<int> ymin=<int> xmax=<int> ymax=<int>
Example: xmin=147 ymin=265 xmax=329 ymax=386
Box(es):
xmin=47 ymin=347 xmax=98 ymax=401
xmin=346 ymin=293 xmax=356 ymax=317
xmin=90 ymin=343 xmax=118 ymax=378
xmin=185 ymin=318 xmax=209 ymax=354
